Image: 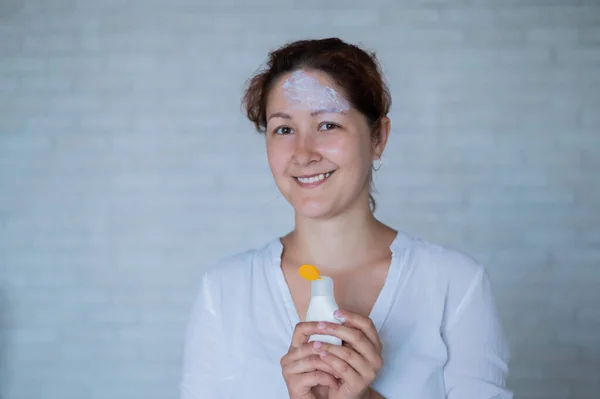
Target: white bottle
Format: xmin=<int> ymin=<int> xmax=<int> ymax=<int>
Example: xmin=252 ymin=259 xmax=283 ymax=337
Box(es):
xmin=306 ymin=276 xmax=342 ymax=345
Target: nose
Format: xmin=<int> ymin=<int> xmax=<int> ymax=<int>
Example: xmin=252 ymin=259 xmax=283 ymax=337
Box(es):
xmin=292 ymin=132 xmax=321 ymax=166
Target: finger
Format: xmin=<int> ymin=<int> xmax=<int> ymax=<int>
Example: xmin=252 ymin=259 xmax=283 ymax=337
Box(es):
xmin=281 ymin=339 xmax=333 ymax=367
xmin=295 ymin=370 xmax=339 ymax=391
xmin=282 ymin=354 xmax=340 ymax=379
xmin=282 ymin=341 xmax=343 ymax=378
xmin=314 ymin=321 xmax=380 ymax=365
xmin=335 ymin=309 xmax=382 ymax=351
xmin=315 ymin=340 xmax=379 ymax=379
xmin=317 ymin=350 xmax=365 ymax=391
xmin=281 ymin=342 xmax=313 ymax=366
xmin=290 ymin=321 xmax=321 ymax=349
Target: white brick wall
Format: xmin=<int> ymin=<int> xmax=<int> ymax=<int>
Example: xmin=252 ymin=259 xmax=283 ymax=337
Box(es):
xmin=0 ymin=1 xmax=598 ymax=398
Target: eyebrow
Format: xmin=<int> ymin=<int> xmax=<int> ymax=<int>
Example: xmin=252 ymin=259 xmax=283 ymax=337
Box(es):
xmin=267 ymin=108 xmax=348 ymax=122
xmin=267 ymin=112 xmax=291 ymax=121
xmin=310 ymin=108 xmax=348 ymax=116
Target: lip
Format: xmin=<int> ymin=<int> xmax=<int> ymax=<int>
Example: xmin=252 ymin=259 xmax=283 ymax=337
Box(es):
xmin=293 ymin=170 xmax=336 ymax=188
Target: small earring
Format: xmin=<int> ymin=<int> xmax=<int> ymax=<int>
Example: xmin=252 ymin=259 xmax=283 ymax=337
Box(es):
xmin=372 ymin=158 xmax=382 ymax=171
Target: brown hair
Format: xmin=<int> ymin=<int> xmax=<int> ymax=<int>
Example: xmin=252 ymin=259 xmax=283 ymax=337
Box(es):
xmin=241 ymin=37 xmax=392 ymax=212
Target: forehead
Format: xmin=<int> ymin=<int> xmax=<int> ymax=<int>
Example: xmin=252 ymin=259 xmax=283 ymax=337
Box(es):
xmin=267 ymin=69 xmax=350 ymax=112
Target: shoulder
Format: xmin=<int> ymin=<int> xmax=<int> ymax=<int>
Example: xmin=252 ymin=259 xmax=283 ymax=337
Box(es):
xmin=396 ymin=230 xmax=488 ymax=300
xmin=200 ymin=238 xmax=280 ymax=288
xmin=414 ymin=235 xmax=482 ymax=276
xmin=393 ymin=231 xmax=502 ymax=332
xmin=187 ymin=238 xmax=280 ymax=314
xmin=399 ymin=230 xmax=483 ymax=277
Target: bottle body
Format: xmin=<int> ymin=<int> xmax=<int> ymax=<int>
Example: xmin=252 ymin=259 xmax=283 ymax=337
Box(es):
xmin=306 ymin=295 xmax=342 ymax=345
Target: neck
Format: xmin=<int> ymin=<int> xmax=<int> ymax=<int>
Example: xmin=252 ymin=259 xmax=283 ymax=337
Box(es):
xmin=284 ymin=195 xmax=394 ymax=271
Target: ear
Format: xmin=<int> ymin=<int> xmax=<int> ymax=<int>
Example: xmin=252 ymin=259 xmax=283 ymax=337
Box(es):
xmin=372 ymin=116 xmax=391 ymax=160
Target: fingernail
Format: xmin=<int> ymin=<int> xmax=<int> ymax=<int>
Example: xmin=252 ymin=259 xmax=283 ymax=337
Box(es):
xmin=317 ymin=322 xmax=326 ymax=330
xmin=313 ymin=341 xmax=322 ymax=349
xmin=334 ymin=310 xmax=345 ymax=322
xmin=320 ymin=350 xmax=328 ymax=358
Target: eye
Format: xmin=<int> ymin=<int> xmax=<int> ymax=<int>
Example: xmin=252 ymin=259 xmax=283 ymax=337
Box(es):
xmin=318 ymin=122 xmax=340 ymax=131
xmin=274 ymin=126 xmax=294 ymax=135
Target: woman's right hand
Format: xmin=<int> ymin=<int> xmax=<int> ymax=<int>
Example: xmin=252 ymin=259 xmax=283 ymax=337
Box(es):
xmin=281 ymin=322 xmax=341 ymax=399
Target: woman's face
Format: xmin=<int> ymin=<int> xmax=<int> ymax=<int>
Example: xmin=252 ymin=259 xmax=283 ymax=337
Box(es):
xmin=265 ymin=69 xmax=387 ymax=219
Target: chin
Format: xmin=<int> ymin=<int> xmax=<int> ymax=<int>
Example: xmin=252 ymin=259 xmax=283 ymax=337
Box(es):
xmin=292 ymin=198 xmax=339 ymax=220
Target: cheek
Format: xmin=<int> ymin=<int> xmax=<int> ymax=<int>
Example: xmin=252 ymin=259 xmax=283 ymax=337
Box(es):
xmin=317 ymin=134 xmax=369 ymax=168
xmin=266 ymin=139 xmax=290 ymax=174
xmin=317 ymin=135 xmax=347 ymax=159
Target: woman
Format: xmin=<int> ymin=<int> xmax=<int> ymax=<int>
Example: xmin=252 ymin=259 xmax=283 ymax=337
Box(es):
xmin=180 ymin=37 xmax=512 ymax=399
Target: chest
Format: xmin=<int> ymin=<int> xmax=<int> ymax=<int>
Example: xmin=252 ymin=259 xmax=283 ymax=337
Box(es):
xmin=282 ymin=257 xmax=390 ymax=322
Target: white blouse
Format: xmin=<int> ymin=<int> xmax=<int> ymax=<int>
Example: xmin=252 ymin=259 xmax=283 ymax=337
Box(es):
xmin=180 ymin=231 xmax=513 ymax=398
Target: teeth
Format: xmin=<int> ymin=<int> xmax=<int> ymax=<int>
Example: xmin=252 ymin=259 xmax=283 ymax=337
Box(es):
xmin=297 ymin=172 xmax=332 ymax=184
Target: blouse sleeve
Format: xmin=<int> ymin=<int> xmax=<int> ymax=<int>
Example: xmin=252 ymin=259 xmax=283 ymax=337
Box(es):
xmin=180 ymin=272 xmax=223 ymax=399
xmin=442 ymin=267 xmax=514 ymax=399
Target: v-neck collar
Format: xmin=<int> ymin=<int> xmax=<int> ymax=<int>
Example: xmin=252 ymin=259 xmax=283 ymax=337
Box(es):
xmin=268 ymin=232 xmax=411 ymax=336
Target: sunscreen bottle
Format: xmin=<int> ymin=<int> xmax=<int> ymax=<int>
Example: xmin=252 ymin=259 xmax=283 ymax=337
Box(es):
xmin=298 ymin=265 xmax=342 ymax=345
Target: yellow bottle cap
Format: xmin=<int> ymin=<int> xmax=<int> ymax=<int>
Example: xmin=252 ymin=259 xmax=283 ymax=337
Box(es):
xmin=298 ymin=264 xmax=321 ymax=281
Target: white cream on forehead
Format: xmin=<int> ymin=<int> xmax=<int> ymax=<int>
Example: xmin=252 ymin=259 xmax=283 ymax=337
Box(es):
xmin=282 ymin=70 xmax=350 ymax=112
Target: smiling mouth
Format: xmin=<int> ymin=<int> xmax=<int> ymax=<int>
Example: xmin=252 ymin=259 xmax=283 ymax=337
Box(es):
xmin=294 ymin=170 xmax=336 ymax=185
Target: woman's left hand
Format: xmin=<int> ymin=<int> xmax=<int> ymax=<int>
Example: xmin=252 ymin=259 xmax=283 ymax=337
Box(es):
xmin=311 ymin=309 xmax=383 ymax=399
